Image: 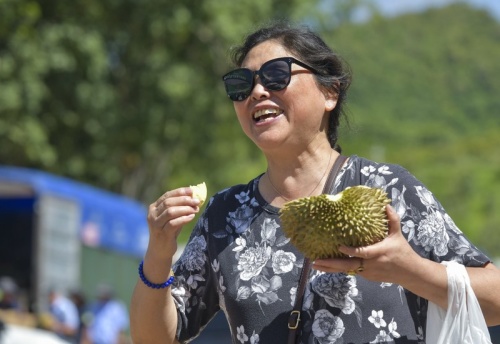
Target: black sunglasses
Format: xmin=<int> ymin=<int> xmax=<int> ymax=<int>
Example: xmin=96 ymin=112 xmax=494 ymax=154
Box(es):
xmin=222 ymin=57 xmax=319 ymax=101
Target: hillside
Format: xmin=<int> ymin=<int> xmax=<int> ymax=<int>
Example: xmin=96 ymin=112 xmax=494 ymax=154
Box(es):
xmin=327 ymin=4 xmax=500 ymax=254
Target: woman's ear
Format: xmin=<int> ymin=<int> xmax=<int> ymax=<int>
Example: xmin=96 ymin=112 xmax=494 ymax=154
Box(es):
xmin=324 ymin=84 xmax=339 ymax=111
xmin=325 ymin=96 xmax=338 ymax=111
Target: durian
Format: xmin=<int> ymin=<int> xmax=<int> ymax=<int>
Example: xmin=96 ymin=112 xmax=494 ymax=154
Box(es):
xmin=190 ymin=182 xmax=207 ymax=205
xmin=279 ymin=186 xmax=390 ymax=260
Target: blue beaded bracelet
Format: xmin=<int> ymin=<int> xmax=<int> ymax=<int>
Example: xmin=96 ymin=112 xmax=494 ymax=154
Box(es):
xmin=138 ymin=261 xmax=175 ymax=289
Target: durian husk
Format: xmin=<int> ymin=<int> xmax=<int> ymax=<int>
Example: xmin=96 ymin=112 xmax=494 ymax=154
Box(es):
xmin=279 ymin=186 xmax=390 ymax=260
xmin=190 ymin=182 xmax=207 ymax=205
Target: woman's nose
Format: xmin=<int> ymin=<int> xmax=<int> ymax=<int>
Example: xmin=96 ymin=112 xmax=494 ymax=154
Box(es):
xmin=250 ymin=78 xmax=271 ymax=100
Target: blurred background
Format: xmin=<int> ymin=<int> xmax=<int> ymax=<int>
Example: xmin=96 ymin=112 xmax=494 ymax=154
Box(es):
xmin=1 ymin=0 xmax=499 ymax=342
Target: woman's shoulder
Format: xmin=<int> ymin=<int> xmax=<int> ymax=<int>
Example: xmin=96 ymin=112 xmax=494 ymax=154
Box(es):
xmin=204 ymin=175 xmax=262 ymax=209
xmin=349 ymin=155 xmax=408 ymax=172
xmin=347 ymin=155 xmax=413 ymax=177
xmin=343 ymin=155 xmax=422 ymax=190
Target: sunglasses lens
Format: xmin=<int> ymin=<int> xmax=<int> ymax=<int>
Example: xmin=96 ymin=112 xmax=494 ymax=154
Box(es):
xmin=223 ymin=69 xmax=253 ymax=101
xmin=222 ymin=58 xmax=294 ymax=101
xmin=261 ymin=60 xmax=291 ymax=91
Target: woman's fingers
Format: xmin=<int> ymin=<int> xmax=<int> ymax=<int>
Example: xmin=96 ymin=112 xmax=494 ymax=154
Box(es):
xmin=148 ymin=187 xmax=200 ymax=233
xmin=145 ymin=187 xmax=201 ymax=260
xmin=386 ymin=204 xmax=402 ymax=237
xmin=313 ymin=205 xmax=417 ymax=281
xmin=313 ymin=256 xmax=365 ymax=275
xmin=153 ymin=187 xmax=196 ymax=215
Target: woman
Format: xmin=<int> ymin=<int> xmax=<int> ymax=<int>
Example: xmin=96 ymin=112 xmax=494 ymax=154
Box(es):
xmin=130 ymin=22 xmax=500 ymax=343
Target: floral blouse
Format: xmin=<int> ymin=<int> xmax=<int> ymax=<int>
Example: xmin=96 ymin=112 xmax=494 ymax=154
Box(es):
xmin=171 ymin=155 xmax=490 ymax=344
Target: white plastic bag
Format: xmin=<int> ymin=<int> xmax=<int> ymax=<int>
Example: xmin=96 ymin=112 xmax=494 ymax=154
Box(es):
xmin=426 ymin=261 xmax=492 ymax=344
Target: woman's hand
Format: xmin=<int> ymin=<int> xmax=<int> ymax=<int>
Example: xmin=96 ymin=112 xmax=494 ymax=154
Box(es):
xmin=146 ymin=186 xmax=201 ymax=261
xmin=312 ymin=205 xmax=423 ymax=285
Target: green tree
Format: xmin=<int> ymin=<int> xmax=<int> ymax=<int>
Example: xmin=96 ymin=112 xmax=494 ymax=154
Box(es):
xmin=0 ymin=0 xmax=314 ymax=204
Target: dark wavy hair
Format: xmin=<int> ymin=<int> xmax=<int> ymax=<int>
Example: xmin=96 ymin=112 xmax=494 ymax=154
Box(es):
xmin=230 ymin=21 xmax=352 ymax=153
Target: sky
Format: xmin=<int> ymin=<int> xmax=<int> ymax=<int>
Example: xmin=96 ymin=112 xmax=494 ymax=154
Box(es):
xmin=371 ymin=0 xmax=500 ymax=19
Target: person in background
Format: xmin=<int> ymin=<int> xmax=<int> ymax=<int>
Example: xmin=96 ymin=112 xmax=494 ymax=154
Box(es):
xmin=48 ymin=289 xmax=80 ymax=343
xmin=83 ymin=283 xmax=129 ymax=344
xmin=70 ymin=289 xmax=87 ymax=344
xmin=0 ymin=276 xmax=20 ymax=310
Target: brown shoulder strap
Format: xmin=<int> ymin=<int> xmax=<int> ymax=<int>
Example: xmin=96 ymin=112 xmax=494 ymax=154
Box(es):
xmin=322 ymin=154 xmax=348 ymax=195
xmin=287 ymin=154 xmax=347 ymax=344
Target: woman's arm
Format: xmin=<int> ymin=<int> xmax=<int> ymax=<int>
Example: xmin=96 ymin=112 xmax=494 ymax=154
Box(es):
xmin=313 ymin=205 xmax=500 ymax=326
xmin=130 ymin=186 xmax=200 ymax=344
xmin=385 ymin=205 xmax=500 ymax=325
xmin=467 ymin=262 xmax=500 ymax=325
xmin=130 ymin=256 xmax=179 ymax=344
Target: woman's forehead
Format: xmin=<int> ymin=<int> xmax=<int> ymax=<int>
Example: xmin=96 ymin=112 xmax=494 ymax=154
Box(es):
xmin=241 ymin=40 xmax=294 ymax=68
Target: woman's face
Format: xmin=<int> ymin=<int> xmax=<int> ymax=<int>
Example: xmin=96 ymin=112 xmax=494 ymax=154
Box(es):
xmin=233 ymin=40 xmax=336 ymax=153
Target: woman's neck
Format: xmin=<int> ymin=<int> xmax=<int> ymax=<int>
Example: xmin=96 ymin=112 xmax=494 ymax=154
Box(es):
xmin=261 ymin=146 xmax=340 ymax=205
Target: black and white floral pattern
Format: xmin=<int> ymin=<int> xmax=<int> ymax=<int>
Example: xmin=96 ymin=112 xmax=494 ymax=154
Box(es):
xmin=172 ymin=155 xmax=489 ymax=343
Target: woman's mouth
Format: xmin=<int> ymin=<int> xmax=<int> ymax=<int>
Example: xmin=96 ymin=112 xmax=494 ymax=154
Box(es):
xmin=253 ymin=108 xmax=284 ymax=123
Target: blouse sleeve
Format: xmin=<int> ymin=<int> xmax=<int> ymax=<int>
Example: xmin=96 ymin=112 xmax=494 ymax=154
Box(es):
xmin=348 ymin=156 xmax=491 ymax=267
xmin=171 ymin=209 xmax=220 ymax=342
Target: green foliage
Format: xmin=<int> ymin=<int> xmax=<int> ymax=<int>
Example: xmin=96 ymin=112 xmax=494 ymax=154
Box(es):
xmin=327 ymin=4 xmax=500 ymax=254
xmin=0 ymin=0 xmax=311 ymax=204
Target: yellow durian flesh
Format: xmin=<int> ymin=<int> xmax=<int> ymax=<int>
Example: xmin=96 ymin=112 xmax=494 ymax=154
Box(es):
xmin=279 ymin=186 xmax=390 ymax=260
xmin=190 ymin=182 xmax=207 ymax=205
